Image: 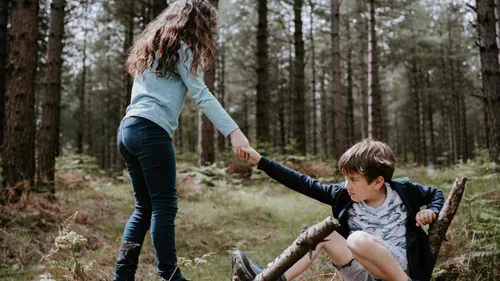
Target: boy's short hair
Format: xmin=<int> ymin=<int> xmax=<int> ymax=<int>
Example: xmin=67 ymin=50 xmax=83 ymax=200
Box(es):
xmin=338 ymin=139 xmax=395 ymax=183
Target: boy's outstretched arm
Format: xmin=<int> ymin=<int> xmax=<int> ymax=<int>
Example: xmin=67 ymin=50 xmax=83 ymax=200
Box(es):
xmin=239 ymin=147 xmax=342 ymax=205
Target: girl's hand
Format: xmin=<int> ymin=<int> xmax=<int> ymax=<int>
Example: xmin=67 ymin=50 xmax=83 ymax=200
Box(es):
xmin=230 ymin=128 xmax=249 ymax=149
xmin=238 ymin=146 xmax=262 ymax=166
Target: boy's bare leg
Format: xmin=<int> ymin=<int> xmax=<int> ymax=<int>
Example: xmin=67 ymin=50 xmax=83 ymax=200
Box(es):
xmin=284 ymin=232 xmax=353 ymax=280
xmin=346 ymin=231 xmax=408 ymax=281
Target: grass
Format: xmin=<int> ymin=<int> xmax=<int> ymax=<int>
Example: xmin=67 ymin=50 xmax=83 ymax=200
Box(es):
xmin=0 ymin=155 xmax=498 ymax=281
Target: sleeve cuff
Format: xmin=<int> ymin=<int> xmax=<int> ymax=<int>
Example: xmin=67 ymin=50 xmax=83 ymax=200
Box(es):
xmin=257 ymin=156 xmax=272 ymax=171
xmin=428 ymin=207 xmax=441 ymax=216
xmin=223 ymin=125 xmax=240 ymax=138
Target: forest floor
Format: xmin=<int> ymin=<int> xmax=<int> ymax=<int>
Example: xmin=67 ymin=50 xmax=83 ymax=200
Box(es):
xmin=0 ymin=153 xmax=498 ymax=281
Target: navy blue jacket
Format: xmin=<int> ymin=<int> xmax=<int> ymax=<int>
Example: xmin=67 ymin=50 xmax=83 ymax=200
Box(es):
xmin=257 ymin=157 xmax=445 ymax=281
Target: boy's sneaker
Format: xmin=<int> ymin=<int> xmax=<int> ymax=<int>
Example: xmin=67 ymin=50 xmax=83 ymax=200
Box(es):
xmin=231 ymin=250 xmax=286 ymax=281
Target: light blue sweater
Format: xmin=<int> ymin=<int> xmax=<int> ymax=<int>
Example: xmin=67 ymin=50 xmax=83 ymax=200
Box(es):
xmin=123 ymin=43 xmax=239 ymax=138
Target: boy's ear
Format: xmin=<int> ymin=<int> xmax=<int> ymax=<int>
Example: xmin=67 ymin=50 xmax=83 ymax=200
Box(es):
xmin=374 ymin=176 xmax=385 ymax=189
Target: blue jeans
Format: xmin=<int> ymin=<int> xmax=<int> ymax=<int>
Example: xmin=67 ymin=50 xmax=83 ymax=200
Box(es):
xmin=113 ymin=116 xmax=184 ymax=281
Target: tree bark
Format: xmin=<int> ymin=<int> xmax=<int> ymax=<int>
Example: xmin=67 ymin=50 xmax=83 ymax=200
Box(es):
xmin=320 ymin=67 xmax=329 ymax=157
xmin=308 ymin=0 xmax=317 ymax=155
xmin=395 ymin=112 xmax=400 ymax=157
xmin=256 ymin=0 xmax=269 ymax=146
xmin=152 ymin=0 xmax=168 ymax=20
xmin=428 ymin=178 xmax=468 ymax=256
xmin=477 ymin=0 xmax=500 ymax=164
xmin=356 ymin=0 xmax=368 ymax=140
xmin=120 ymin=0 xmax=135 ymax=121
xmin=293 ymin=0 xmax=306 ymax=154
xmin=495 ymin=0 xmax=500 ymax=61
xmin=440 ymin=38 xmax=452 ymax=166
xmin=368 ymin=0 xmax=381 ymax=141
xmin=76 ymin=0 xmax=89 ymax=154
xmin=426 ymin=73 xmax=436 ymax=165
xmin=287 ymin=40 xmax=294 ymax=147
xmin=418 ymin=67 xmax=426 ymax=165
xmin=0 ymin=0 xmax=8 ymax=148
xmin=331 ymin=0 xmax=344 ymax=159
xmin=3 ymin=0 xmax=39 ymax=190
xmin=38 ymin=0 xmax=66 ymax=194
xmin=409 ymin=61 xmax=421 ymax=164
xmin=278 ymin=66 xmax=285 ymax=154
xmin=198 ymin=0 xmax=218 ymax=166
xmin=458 ymin=74 xmax=469 ymax=161
xmin=446 ymin=17 xmax=458 ymax=164
xmin=216 ymin=41 xmax=226 ymax=153
xmin=346 ymin=17 xmax=354 ymax=147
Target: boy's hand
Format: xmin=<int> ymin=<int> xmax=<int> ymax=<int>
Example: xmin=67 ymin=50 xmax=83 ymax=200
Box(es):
xmin=415 ymin=209 xmax=437 ymax=227
xmin=237 ymin=146 xmax=262 ymax=166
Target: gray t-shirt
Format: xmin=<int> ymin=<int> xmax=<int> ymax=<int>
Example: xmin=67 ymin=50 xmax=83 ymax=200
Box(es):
xmin=347 ymin=183 xmax=408 ymax=271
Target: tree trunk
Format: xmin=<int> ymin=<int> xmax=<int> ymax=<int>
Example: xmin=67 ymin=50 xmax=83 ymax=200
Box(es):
xmin=395 ymin=112 xmax=400 ymax=158
xmin=446 ymin=17 xmax=458 ymax=164
xmin=439 ymin=37 xmax=451 ymax=166
xmin=309 ymin=1 xmax=317 ymax=155
xmin=0 ymin=0 xmax=8 ymax=148
xmin=2 ymin=0 xmax=38 ymax=191
xmin=216 ymin=41 xmax=226 ymax=153
xmin=356 ymin=0 xmax=368 ymax=140
xmin=189 ymin=107 xmax=197 ymax=152
xmin=495 ymin=0 xmax=500 ymax=61
xmin=320 ymin=67 xmax=329 ymax=157
xmin=419 ymin=67 xmax=426 ymax=165
xmin=105 ymin=15 xmax=114 ymax=171
xmin=331 ymin=0 xmax=343 ymax=159
xmin=116 ymin=0 xmax=134 ymax=171
xmin=120 ymin=0 xmax=134 ymax=120
xmin=410 ymin=62 xmax=421 ymax=164
xmin=457 ymin=68 xmax=469 ymax=161
xmin=278 ymin=66 xmax=285 ymax=154
xmin=152 ymin=0 xmax=168 ymax=20
xmin=426 ymin=74 xmax=436 ymax=165
xmin=198 ymin=111 xmax=215 ymax=166
xmin=77 ymin=0 xmax=89 ymax=154
xmin=345 ymin=17 xmax=354 ymax=147
xmin=87 ymin=64 xmax=93 ymax=155
xmin=77 ymin=40 xmax=87 ymax=154
xmin=287 ymin=40 xmax=294 ymax=147
xmin=256 ymin=0 xmax=269 ymax=146
xmin=428 ymin=178 xmax=468 ymax=256
xmin=38 ymin=0 xmax=66 ymax=194
xmin=293 ymin=0 xmax=306 ymax=154
xmin=198 ymin=0 xmax=218 ymax=166
xmin=477 ymin=0 xmax=500 ymax=164
xmin=368 ymin=0 xmax=382 ymax=141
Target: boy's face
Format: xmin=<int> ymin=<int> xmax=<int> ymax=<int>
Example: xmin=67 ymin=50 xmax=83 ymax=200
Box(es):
xmin=344 ymin=172 xmax=384 ymax=202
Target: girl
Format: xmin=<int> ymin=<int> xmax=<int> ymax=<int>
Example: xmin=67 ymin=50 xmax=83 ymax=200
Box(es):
xmin=113 ymin=1 xmax=249 ymax=280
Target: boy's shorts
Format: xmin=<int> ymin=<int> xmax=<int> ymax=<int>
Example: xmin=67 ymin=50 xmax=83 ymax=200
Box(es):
xmin=331 ymin=246 xmax=408 ymax=281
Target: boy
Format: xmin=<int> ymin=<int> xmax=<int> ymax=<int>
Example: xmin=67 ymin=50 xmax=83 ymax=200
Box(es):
xmin=232 ymin=139 xmax=444 ymax=281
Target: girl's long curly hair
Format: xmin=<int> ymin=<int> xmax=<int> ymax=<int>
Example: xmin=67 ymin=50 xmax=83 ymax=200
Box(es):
xmin=125 ymin=0 xmax=218 ymax=78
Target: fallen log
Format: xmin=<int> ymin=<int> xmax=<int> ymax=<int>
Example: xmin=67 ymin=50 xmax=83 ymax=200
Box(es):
xmin=251 ymin=216 xmax=339 ymax=281
xmin=428 ymin=177 xmax=468 ymax=256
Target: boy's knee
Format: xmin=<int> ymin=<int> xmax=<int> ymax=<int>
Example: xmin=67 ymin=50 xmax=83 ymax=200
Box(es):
xmin=346 ymin=231 xmax=376 ymax=255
